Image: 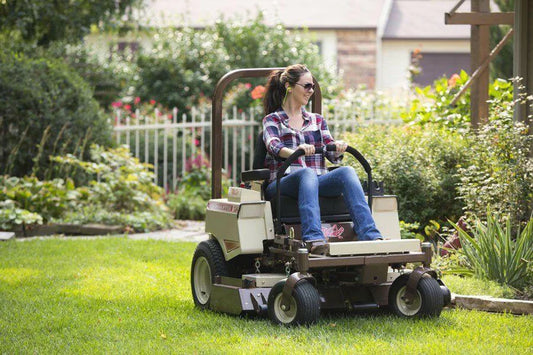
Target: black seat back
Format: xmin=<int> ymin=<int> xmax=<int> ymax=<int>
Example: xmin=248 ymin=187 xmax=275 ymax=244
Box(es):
xmin=253 ymin=131 xmax=267 ymax=169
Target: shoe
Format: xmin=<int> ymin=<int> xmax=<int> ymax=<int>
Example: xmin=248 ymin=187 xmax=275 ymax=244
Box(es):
xmin=309 ymin=240 xmax=329 ymax=255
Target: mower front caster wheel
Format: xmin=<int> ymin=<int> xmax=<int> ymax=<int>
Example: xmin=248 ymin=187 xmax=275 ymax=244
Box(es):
xmin=191 ymin=239 xmax=228 ymax=309
xmin=388 ymin=273 xmax=444 ymax=318
xmin=267 ymin=280 xmax=320 ymax=326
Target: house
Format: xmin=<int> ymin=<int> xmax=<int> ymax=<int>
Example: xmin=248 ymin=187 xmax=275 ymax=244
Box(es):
xmin=87 ymin=0 xmax=474 ymax=91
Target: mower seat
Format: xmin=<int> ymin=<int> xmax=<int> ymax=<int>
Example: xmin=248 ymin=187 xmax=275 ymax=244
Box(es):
xmin=241 ymin=131 xmax=351 ymax=224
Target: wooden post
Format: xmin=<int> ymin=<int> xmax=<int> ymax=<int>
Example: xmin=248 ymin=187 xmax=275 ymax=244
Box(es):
xmin=513 ymin=0 xmax=533 ymax=129
xmin=470 ymin=0 xmax=491 ymax=129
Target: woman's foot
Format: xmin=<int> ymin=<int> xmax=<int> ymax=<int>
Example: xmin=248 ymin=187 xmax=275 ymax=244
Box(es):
xmin=308 ymin=240 xmax=329 ymax=255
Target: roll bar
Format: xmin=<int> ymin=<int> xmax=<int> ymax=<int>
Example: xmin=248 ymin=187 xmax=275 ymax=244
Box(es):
xmin=211 ymin=68 xmax=322 ymax=198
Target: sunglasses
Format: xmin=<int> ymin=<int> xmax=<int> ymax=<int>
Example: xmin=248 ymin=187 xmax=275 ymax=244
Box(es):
xmin=294 ymin=82 xmax=316 ymax=91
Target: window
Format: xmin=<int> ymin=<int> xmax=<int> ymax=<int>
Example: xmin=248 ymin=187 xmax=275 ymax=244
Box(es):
xmin=412 ymin=52 xmax=470 ymax=86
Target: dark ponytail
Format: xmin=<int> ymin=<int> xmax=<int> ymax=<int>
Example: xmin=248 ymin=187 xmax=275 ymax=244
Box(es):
xmin=263 ymin=64 xmax=310 ymax=115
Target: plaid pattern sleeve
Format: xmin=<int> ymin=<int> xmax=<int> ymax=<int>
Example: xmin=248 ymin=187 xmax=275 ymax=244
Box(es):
xmin=262 ymin=108 xmax=342 ymax=182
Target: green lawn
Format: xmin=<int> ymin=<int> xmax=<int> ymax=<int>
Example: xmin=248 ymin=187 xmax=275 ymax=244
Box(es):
xmin=1 ymin=238 xmax=531 ymax=354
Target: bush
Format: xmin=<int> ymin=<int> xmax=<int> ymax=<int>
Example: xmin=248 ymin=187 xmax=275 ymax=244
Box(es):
xmin=0 ymin=176 xmax=78 ymax=223
xmin=134 ymin=12 xmax=337 ymax=113
xmin=0 ymin=145 xmax=172 ymax=233
xmin=402 ymin=71 xmax=514 ymax=130
xmin=166 ymin=163 xmax=230 ymax=220
xmin=457 ymin=90 xmax=533 ymax=227
xmin=0 ymin=45 xmax=112 ymax=178
xmin=451 ymin=210 xmax=533 ymax=290
xmin=45 ymin=42 xmax=136 ymax=108
xmin=342 ymin=124 xmax=469 ymax=227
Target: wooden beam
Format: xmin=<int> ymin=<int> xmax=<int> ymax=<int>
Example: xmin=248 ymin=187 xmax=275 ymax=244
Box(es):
xmin=451 ymin=28 xmax=514 ymax=106
xmin=470 ymin=0 xmax=491 ymax=129
xmin=445 ymin=12 xmax=514 ymax=25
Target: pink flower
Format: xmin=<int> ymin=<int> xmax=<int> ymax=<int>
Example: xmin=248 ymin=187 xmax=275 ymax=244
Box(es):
xmin=244 ymin=83 xmax=252 ymax=89
xmin=150 ymin=99 xmax=156 ymax=105
xmin=134 ymin=96 xmax=141 ymax=105
xmin=112 ymin=101 xmax=123 ymax=108
xmin=124 ymin=104 xmax=131 ymax=111
xmin=167 ymin=114 xmax=173 ymax=120
xmin=251 ymin=85 xmax=266 ymax=100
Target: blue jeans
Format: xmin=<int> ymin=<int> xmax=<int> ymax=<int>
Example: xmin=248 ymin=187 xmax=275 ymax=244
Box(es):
xmin=265 ymin=167 xmax=382 ymax=242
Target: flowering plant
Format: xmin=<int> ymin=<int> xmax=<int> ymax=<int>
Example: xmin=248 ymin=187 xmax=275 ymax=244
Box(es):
xmin=111 ymin=97 xmax=175 ymax=125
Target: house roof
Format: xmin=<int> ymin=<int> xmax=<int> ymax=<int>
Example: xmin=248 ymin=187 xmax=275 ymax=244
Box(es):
xmin=141 ymin=0 xmax=387 ymax=29
xmin=383 ymin=0 xmax=470 ymax=40
xmin=140 ymin=0 xmax=480 ymax=39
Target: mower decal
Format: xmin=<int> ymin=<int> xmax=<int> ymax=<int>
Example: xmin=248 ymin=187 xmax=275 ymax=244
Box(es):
xmin=322 ymin=224 xmax=345 ymax=240
xmin=207 ymin=201 xmax=240 ymax=214
xmin=223 ymin=239 xmax=240 ymax=252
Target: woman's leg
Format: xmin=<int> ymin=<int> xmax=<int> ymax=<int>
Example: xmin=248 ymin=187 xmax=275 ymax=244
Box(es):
xmin=265 ymin=168 xmax=325 ymax=242
xmin=318 ymin=166 xmax=382 ymax=241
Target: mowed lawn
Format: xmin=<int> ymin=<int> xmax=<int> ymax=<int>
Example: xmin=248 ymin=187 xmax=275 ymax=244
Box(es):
xmin=1 ymin=238 xmax=531 ymax=354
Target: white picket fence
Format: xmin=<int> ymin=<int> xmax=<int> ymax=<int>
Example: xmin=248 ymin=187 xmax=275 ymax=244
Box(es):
xmin=112 ymin=103 xmax=403 ymax=191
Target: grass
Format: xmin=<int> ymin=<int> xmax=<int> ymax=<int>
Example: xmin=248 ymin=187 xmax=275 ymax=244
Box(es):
xmin=1 ymin=237 xmax=532 ymax=354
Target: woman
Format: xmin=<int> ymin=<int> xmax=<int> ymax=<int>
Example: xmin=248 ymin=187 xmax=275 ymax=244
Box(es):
xmin=262 ymin=64 xmax=383 ymax=253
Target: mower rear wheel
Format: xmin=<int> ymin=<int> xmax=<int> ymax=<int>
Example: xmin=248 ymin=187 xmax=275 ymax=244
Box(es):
xmin=388 ymin=273 xmax=443 ymax=318
xmin=267 ymin=280 xmax=320 ymax=326
xmin=191 ymin=239 xmax=228 ymax=309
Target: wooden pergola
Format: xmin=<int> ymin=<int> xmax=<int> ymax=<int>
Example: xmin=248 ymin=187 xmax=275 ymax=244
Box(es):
xmin=445 ymin=0 xmax=532 ymax=132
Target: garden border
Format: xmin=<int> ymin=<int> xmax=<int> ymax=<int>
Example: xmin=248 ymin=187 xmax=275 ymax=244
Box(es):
xmin=451 ymin=294 xmax=533 ymax=315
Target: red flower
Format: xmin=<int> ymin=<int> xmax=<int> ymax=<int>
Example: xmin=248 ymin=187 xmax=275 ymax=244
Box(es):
xmin=124 ymin=104 xmax=131 ymax=111
xmin=150 ymin=99 xmax=156 ymax=105
xmin=448 ymin=73 xmax=461 ymax=88
xmin=111 ymin=101 xmax=123 ymax=108
xmin=134 ymin=96 xmax=141 ymax=105
xmin=251 ymin=85 xmax=266 ymax=100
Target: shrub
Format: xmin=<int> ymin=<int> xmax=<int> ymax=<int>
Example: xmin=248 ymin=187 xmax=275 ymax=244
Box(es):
xmin=167 ymin=191 xmax=206 ymax=221
xmin=45 ymin=42 xmax=137 ymax=108
xmin=166 ymin=162 xmax=230 ymax=221
xmin=0 ymin=145 xmax=172 ymax=233
xmin=0 ymin=200 xmax=43 ymax=230
xmin=451 ymin=210 xmax=533 ymax=290
xmin=134 ymin=12 xmax=337 ymax=113
xmin=402 ymin=71 xmax=514 ymax=130
xmin=52 ymin=145 xmax=172 ymax=232
xmin=0 ymin=176 xmax=79 ymax=222
xmin=457 ymin=115 xmax=533 ymax=228
xmin=0 ymin=45 xmax=112 ymax=178
xmin=342 ymin=124 xmax=469 ymax=227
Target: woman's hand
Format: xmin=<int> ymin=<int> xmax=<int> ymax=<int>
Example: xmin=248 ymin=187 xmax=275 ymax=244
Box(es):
xmin=297 ymin=143 xmax=315 ymax=156
xmin=333 ymin=141 xmax=348 ymax=154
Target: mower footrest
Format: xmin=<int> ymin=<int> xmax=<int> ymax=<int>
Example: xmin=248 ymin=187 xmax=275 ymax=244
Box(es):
xmin=328 ymin=239 xmax=421 ymax=256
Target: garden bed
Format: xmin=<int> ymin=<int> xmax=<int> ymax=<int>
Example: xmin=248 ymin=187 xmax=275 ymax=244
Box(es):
xmin=8 ymin=223 xmax=124 ymax=238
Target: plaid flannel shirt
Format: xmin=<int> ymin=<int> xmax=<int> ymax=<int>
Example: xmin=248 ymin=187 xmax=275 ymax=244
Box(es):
xmin=262 ymin=108 xmax=342 ymax=182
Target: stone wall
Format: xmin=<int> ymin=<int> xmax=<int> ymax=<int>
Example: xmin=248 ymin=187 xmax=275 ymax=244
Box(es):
xmin=336 ymin=29 xmax=377 ymax=89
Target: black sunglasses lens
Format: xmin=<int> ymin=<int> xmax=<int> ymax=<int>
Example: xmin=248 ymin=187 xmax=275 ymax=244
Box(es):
xmin=304 ymin=83 xmax=315 ymax=90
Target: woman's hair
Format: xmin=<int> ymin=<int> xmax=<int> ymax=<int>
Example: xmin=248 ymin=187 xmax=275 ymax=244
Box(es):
xmin=263 ymin=64 xmax=310 ymax=115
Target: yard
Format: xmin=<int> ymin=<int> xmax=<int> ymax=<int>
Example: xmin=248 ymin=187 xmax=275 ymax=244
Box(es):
xmin=1 ymin=237 xmax=531 ymax=354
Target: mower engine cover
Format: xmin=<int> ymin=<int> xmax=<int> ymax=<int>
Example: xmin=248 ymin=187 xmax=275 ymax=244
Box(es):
xmin=205 ymin=187 xmax=275 ymax=260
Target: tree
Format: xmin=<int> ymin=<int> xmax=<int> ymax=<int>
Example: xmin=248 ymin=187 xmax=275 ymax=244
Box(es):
xmin=0 ymin=0 xmax=144 ymax=46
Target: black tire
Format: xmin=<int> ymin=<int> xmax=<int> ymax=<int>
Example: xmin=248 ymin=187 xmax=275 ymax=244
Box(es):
xmin=388 ymin=273 xmax=444 ymax=318
xmin=191 ymin=239 xmax=228 ymax=309
xmin=267 ymin=279 xmax=320 ymax=326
